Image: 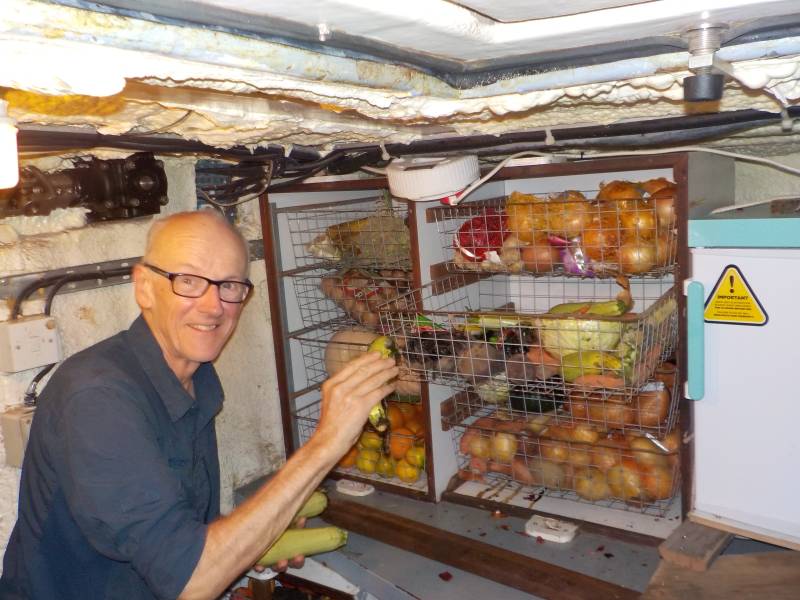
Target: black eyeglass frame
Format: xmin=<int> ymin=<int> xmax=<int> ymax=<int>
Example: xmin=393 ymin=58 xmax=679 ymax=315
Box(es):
xmin=143 ymin=263 xmax=253 ymax=304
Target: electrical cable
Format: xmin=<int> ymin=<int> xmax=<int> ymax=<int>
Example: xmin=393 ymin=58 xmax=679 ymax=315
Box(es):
xmin=14 ymin=267 xmax=132 ymax=406
xmin=564 ymin=146 xmax=800 ymax=178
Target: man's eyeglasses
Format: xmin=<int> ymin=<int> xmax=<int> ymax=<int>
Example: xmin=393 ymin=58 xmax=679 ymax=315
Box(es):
xmin=143 ymin=263 xmax=253 ymax=304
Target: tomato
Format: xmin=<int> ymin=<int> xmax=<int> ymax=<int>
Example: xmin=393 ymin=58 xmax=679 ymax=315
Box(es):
xmin=396 ymin=459 xmax=421 ymax=483
xmin=405 ymin=446 xmax=426 ymax=469
xmin=356 ymin=449 xmax=380 ymax=474
xmin=388 ymin=427 xmax=415 ymax=460
xmin=376 ymin=453 xmax=396 ymax=478
xmin=358 ymin=430 xmax=383 ymax=450
xmin=337 ymin=445 xmax=359 ymax=469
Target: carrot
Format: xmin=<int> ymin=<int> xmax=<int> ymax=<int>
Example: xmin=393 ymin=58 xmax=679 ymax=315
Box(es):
xmin=525 ymin=346 xmax=561 ymax=380
xmin=572 ymin=373 xmax=626 ymax=389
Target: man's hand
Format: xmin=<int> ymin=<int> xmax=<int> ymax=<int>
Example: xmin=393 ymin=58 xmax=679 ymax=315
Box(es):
xmin=317 ymin=352 xmax=398 ymax=453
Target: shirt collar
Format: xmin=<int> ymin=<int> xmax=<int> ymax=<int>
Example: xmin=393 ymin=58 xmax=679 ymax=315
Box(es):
xmin=125 ymin=315 xmax=224 ymax=426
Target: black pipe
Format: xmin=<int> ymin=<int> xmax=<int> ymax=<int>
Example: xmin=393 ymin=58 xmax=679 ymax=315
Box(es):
xmin=328 ymin=107 xmax=800 ymax=160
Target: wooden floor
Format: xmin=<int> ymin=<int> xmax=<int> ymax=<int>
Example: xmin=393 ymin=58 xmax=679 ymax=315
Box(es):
xmin=643 ymin=550 xmax=800 ymax=599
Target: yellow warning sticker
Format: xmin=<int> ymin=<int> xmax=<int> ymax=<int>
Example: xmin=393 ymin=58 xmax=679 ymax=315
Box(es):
xmin=704 ymin=264 xmax=768 ymax=326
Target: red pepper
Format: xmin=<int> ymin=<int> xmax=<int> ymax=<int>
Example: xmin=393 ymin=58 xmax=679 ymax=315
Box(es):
xmin=455 ymin=209 xmax=509 ymax=261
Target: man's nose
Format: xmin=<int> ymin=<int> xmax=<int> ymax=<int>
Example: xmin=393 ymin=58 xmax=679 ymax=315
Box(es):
xmin=196 ymin=283 xmax=224 ymax=314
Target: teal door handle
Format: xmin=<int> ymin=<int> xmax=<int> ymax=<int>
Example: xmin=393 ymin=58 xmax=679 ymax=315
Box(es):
xmin=685 ymin=280 xmax=705 ymax=400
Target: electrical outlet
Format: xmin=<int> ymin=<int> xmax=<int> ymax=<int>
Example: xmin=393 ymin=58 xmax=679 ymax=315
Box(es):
xmin=2 ymin=405 xmax=35 ymax=468
xmin=0 ymin=315 xmax=62 ymax=373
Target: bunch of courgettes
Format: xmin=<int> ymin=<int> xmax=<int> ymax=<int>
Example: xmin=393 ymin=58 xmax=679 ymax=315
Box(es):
xmin=257 ymin=491 xmax=347 ymax=566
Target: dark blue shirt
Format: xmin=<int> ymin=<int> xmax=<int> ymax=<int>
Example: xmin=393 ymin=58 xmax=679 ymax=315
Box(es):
xmin=1 ymin=315 xmax=222 ymax=600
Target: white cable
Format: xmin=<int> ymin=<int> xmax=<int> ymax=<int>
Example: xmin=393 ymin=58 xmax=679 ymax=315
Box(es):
xmin=455 ymin=150 xmax=554 ymax=204
xmin=562 ymin=146 xmax=800 ymax=178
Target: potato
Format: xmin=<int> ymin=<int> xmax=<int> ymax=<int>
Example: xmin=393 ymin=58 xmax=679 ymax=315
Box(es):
xmin=454 ymin=342 xmax=503 ymax=382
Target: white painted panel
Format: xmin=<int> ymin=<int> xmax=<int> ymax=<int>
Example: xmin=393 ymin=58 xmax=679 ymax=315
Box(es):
xmin=690 ymin=247 xmax=800 ymax=548
xmin=455 ymin=1 xmax=653 ymax=23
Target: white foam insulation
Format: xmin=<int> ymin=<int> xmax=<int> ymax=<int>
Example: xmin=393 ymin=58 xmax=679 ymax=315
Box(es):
xmin=0 ymin=0 xmax=798 ymax=149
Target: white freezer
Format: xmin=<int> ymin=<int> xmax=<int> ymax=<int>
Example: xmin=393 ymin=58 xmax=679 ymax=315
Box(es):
xmin=689 ymin=246 xmax=800 ymax=549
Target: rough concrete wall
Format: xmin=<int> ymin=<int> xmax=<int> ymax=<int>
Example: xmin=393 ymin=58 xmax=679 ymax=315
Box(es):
xmin=0 ymin=157 xmax=283 ymax=567
xmin=735 ymin=152 xmax=800 ymax=205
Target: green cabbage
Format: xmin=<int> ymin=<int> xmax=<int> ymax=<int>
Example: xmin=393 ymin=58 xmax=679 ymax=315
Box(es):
xmin=537 ymin=317 xmax=623 ymax=358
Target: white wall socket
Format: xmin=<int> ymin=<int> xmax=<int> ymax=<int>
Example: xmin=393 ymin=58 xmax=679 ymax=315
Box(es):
xmin=2 ymin=405 xmax=36 ymax=468
xmin=0 ymin=315 xmax=63 ymax=373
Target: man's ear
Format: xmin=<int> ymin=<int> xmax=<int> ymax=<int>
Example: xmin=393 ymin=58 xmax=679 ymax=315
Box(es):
xmin=132 ymin=264 xmax=154 ymax=310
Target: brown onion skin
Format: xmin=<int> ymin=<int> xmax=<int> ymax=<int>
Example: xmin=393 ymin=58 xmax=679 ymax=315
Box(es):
xmin=520 ymin=241 xmax=560 ymax=273
xmin=619 ymin=200 xmax=657 ymax=240
xmin=651 ymin=185 xmax=677 ymax=230
xmin=619 ymin=240 xmax=656 ymax=274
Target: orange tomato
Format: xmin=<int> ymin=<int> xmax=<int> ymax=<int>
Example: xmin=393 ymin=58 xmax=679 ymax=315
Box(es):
xmin=396 ymin=402 xmax=417 ymax=421
xmin=403 ymin=418 xmax=425 ymax=439
xmin=387 ymin=404 xmax=405 ymax=430
xmin=388 ymin=427 xmax=415 ymax=460
xmin=337 ymin=445 xmax=358 ymax=469
xmin=405 ymin=446 xmax=426 ymax=469
xmin=396 ymin=459 xmax=420 ymax=483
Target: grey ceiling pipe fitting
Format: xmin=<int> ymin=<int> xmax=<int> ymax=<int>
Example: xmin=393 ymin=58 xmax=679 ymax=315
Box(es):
xmin=684 ymin=23 xmax=729 ymax=102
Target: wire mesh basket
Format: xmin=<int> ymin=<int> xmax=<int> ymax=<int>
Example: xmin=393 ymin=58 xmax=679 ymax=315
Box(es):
xmin=287 ymin=195 xmax=411 ymax=270
xmin=292 ymin=267 xmax=413 ymax=331
xmin=295 ymin=399 xmax=428 ymax=492
xmin=379 ymin=273 xmax=678 ymax=403
xmin=449 ymin=361 xmax=679 ymax=437
xmin=431 ymin=180 xmax=677 ymax=279
xmin=451 ymin=406 xmax=680 ymax=517
xmin=293 ymin=325 xmax=424 ymax=397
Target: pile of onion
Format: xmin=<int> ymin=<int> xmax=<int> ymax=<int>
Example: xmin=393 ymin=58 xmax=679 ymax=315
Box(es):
xmin=505 ymin=191 xmax=549 ymax=243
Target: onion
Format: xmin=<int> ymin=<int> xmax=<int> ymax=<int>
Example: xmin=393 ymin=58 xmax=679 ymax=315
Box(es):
xmin=567 ymin=444 xmax=593 ymax=468
xmin=654 ymin=231 xmax=676 ymax=267
xmin=640 ymin=178 xmax=673 ymax=196
xmin=619 ymin=201 xmax=657 ymax=240
xmin=628 ymin=436 xmax=670 ymax=468
xmin=581 ymin=215 xmax=619 ymax=262
xmin=548 ymin=191 xmax=591 ymax=237
xmin=607 ymin=459 xmax=644 ymax=500
xmin=570 ymin=424 xmax=601 ymax=444
xmin=505 ymin=191 xmax=549 ymax=243
xmin=619 ymin=240 xmax=656 ymax=274
xmin=574 ymin=467 xmax=611 ymax=500
xmin=596 ymin=180 xmax=643 ymax=205
xmin=491 ymin=432 xmax=519 ymax=463
xmin=511 ymin=457 xmax=537 ymax=485
xmin=652 ymin=185 xmax=677 ymax=230
xmin=541 ymin=439 xmax=569 ymax=463
xmin=520 ymin=239 xmax=560 ymax=273
xmin=640 ymin=464 xmax=674 ymax=500
xmin=468 ymin=433 xmax=492 ymax=459
xmin=591 ymin=445 xmax=620 ymax=472
xmin=530 ymin=460 xmax=570 ymax=488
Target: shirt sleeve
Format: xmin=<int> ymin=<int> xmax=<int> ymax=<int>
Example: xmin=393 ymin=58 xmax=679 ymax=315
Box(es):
xmin=56 ymin=385 xmax=207 ymax=600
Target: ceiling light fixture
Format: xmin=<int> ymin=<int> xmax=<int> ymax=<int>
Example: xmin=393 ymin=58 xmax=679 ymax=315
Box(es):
xmin=0 ymin=100 xmax=19 ymax=189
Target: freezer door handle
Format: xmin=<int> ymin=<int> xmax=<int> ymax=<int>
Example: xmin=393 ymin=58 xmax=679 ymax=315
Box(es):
xmin=684 ymin=279 xmax=705 ymax=400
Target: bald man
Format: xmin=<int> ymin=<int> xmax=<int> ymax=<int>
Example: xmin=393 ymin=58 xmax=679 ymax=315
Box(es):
xmin=1 ymin=211 xmax=398 ymax=600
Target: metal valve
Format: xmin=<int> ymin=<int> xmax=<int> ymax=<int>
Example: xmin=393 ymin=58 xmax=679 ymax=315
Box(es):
xmin=683 ymin=23 xmax=731 ymax=102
